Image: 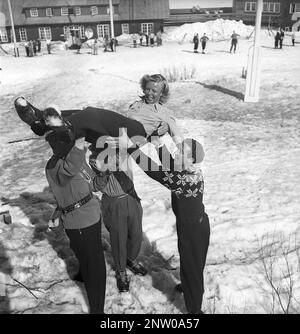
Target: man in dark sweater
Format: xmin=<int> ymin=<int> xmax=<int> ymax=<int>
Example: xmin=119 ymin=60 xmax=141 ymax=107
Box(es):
xmin=45 ymin=131 xmax=106 ymax=314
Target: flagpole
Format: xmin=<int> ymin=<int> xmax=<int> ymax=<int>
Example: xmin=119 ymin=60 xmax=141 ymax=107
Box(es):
xmin=7 ymin=0 xmax=19 ymax=57
xmin=244 ymin=0 xmax=263 ymax=102
xmin=109 ymin=0 xmax=115 ymax=39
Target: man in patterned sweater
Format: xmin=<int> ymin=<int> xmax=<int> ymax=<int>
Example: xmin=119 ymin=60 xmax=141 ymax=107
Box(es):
xmin=132 ymin=140 xmax=210 ymax=314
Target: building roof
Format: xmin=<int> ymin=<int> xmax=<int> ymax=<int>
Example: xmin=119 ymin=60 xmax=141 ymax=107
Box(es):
xmin=0 ymin=0 xmax=26 ymax=27
xmin=25 ymin=15 xmax=114 ymax=25
xmin=22 ymin=0 xmax=119 ymax=8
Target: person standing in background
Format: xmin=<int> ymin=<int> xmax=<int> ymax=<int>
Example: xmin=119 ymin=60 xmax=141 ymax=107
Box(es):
xmin=150 ymin=32 xmax=155 ymax=47
xmin=200 ymin=33 xmax=209 ymax=54
xmin=33 ymin=40 xmax=37 ymax=56
xmin=28 ymin=40 xmax=34 ymax=57
xmin=274 ymin=30 xmax=281 ymax=49
xmin=145 ymin=33 xmax=149 ymax=47
xmin=37 ymin=38 xmax=41 ymax=53
xmin=291 ymin=30 xmax=296 ymax=46
xmin=280 ymin=28 xmax=284 ymax=49
xmin=132 ymin=34 xmax=138 ymax=48
xmin=156 ymin=30 xmax=162 ymax=46
xmin=24 ymin=40 xmax=29 ymax=57
xmin=230 ymin=30 xmax=240 ymax=53
xmin=139 ymin=32 xmax=144 ymax=46
xmin=93 ymin=38 xmax=98 ymax=55
xmin=193 ymin=33 xmax=199 ymax=53
xmin=46 ymin=38 xmax=51 ymax=54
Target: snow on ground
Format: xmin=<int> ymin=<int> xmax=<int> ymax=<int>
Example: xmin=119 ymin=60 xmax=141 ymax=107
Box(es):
xmin=0 ymin=22 xmax=300 ymax=314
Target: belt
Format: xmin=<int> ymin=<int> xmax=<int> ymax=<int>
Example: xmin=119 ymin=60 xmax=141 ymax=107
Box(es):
xmin=61 ymin=193 xmax=93 ymax=214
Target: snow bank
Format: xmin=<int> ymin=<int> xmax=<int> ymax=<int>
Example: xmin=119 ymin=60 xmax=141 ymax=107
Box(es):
xmin=164 ymin=19 xmax=254 ymax=42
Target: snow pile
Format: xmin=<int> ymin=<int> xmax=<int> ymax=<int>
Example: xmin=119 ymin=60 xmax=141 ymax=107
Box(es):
xmin=164 ymin=19 xmax=254 ymax=42
xmin=115 ymin=33 xmax=132 ymax=44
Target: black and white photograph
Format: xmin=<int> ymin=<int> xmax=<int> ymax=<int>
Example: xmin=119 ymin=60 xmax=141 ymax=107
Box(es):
xmin=0 ymin=0 xmax=300 ymax=316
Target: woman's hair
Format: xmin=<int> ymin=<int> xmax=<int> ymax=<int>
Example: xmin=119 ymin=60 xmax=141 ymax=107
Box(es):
xmin=140 ymin=74 xmax=170 ymax=104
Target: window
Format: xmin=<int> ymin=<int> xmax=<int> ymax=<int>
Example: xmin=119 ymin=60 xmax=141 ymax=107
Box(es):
xmin=61 ymin=7 xmax=69 ymax=16
xmin=113 ymin=5 xmax=119 ymax=15
xmin=285 ymin=27 xmax=291 ymax=32
xmin=0 ymin=28 xmax=8 ymax=42
xmin=98 ymin=6 xmax=108 ymax=14
xmin=46 ymin=8 xmax=52 ymax=16
xmin=106 ymin=5 xmax=119 ymax=15
xmin=121 ymin=24 xmax=129 ymax=35
xmin=244 ymin=2 xmax=256 ymax=12
xmin=141 ymin=23 xmax=153 ymax=35
xmin=75 ymin=7 xmax=81 ymax=15
xmin=274 ymin=3 xmax=280 ymax=13
xmin=97 ymin=24 xmax=110 ymax=38
xmin=264 ymin=3 xmax=281 ymax=13
xmin=19 ymin=28 xmax=27 ymax=42
xmin=30 ymin=8 xmax=38 ymax=17
xmin=268 ymin=3 xmax=280 ymax=13
xmin=39 ymin=27 xmax=52 ymax=40
xmin=64 ymin=26 xmax=85 ymax=39
xmin=91 ymin=6 xmax=98 ymax=15
xmin=263 ymin=3 xmax=269 ymax=12
xmin=291 ymin=3 xmax=300 ymax=13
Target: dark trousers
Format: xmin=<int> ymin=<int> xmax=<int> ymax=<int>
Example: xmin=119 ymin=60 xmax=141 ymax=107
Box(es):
xmin=275 ymin=39 xmax=279 ymax=48
xmin=25 ymin=47 xmax=29 ymax=57
xmin=101 ymin=194 xmax=143 ymax=272
xmin=194 ymin=42 xmax=199 ymax=52
xmin=65 ymin=221 xmax=106 ymax=314
xmin=280 ymin=38 xmax=283 ymax=49
xmin=202 ymin=41 xmax=206 ymax=51
xmin=66 ymin=107 xmax=146 ymax=143
xmin=292 ymin=39 xmax=295 ymax=46
xmin=230 ymin=40 xmax=237 ymax=53
xmin=171 ymin=195 xmax=210 ymax=313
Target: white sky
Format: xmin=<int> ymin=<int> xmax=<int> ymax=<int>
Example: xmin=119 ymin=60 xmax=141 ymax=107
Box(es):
xmin=169 ymin=0 xmax=233 ymax=9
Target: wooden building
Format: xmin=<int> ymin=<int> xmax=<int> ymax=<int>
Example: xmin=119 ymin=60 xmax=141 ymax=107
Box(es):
xmin=233 ymin=0 xmax=300 ymax=30
xmin=0 ymin=0 xmax=170 ymax=43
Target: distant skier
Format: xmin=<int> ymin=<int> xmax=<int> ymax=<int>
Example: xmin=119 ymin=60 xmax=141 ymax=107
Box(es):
xmin=24 ymin=40 xmax=29 ymax=57
xmin=145 ymin=33 xmax=149 ymax=47
xmin=132 ymin=34 xmax=138 ymax=48
xmin=291 ymin=31 xmax=296 ymax=46
xmin=200 ymin=33 xmax=209 ymax=54
xmin=150 ymin=32 xmax=155 ymax=47
xmin=230 ymin=30 xmax=240 ymax=54
xmin=193 ymin=33 xmax=199 ymax=53
xmin=280 ymin=28 xmax=284 ymax=49
xmin=274 ymin=30 xmax=281 ymax=49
